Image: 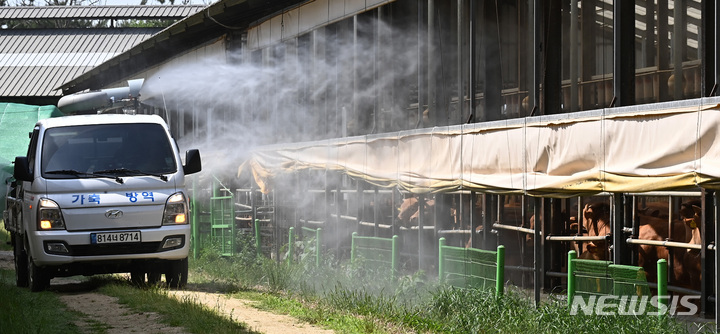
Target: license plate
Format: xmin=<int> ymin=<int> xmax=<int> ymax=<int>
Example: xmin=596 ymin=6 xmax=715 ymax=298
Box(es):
xmin=91 ymin=231 xmax=141 ymax=244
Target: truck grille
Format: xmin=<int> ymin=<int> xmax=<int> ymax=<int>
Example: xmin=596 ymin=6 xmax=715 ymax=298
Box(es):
xmin=68 ymin=242 xmax=163 ymax=256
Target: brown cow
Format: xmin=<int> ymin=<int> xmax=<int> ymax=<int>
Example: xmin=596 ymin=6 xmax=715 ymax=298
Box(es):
xmin=635 ymin=199 xmax=701 ymax=289
xmin=679 ymin=200 xmax=702 ymax=291
xmin=636 ymin=200 xmax=670 ymax=220
xmin=570 ymin=199 xmax=701 ymax=286
xmin=397 ymin=195 xmax=435 ymax=228
xmin=571 ymin=202 xmax=612 ymax=260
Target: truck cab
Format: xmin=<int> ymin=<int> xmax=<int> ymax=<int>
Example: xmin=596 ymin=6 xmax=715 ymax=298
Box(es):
xmin=5 ymin=113 xmax=201 ymax=291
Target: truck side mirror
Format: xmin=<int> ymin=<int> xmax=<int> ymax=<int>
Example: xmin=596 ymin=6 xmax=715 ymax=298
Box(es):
xmin=183 ymin=149 xmax=201 ymax=175
xmin=13 ymin=156 xmax=33 ymax=182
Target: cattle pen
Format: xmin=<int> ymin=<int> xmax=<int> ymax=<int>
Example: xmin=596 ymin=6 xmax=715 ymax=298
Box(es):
xmin=191 ymin=96 xmax=720 ymax=323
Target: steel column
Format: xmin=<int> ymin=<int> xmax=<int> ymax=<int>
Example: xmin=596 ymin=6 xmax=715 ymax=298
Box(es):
xmin=702 ymin=190 xmax=715 ymax=317
xmin=533 ymin=197 xmax=542 ymax=306
xmin=612 ymin=193 xmax=629 ymax=265
xmin=613 ymin=0 xmax=635 ymax=107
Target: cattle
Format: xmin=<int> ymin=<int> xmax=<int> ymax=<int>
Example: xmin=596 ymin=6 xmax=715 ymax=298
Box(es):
xmin=570 ymin=201 xmax=612 ymax=260
xmin=450 ymin=195 xmax=483 ymax=231
xmin=398 ymin=194 xmax=486 ymax=230
xmin=396 ymin=195 xmax=435 ymax=228
xmin=679 ymin=200 xmax=702 ymax=291
xmin=573 ymin=198 xmax=702 ymax=291
xmin=635 ymin=211 xmax=686 ymax=284
xmin=636 ymin=200 xmax=670 ymax=220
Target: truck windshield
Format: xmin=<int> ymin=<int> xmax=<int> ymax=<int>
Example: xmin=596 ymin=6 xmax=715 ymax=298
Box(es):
xmin=41 ymin=123 xmax=177 ymax=179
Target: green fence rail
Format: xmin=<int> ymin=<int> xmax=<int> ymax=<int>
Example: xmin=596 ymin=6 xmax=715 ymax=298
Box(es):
xmin=438 ymin=237 xmax=505 ymax=295
xmin=351 ymin=232 xmax=399 ymax=279
xmin=567 ymin=250 xmax=668 ymax=316
xmin=288 ymin=226 xmax=323 ymax=266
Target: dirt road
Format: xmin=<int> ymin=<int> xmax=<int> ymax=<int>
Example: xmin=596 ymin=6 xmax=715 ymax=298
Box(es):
xmin=0 ymin=251 xmax=333 ymax=334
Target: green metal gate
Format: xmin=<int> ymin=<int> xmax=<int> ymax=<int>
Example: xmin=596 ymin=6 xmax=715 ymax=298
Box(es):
xmin=210 ymin=177 xmax=235 ymax=256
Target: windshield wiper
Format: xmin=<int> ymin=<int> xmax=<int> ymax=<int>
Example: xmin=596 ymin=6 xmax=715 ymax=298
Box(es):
xmin=46 ymin=169 xmax=124 ymax=184
xmin=94 ymin=168 xmax=168 ymax=182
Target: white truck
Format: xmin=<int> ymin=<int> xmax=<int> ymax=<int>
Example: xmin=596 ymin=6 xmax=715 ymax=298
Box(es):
xmin=3 ymin=113 xmax=201 ymax=291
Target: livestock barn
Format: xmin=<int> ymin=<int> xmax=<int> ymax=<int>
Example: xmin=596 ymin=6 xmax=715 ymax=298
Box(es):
xmin=55 ymin=0 xmax=720 ymax=325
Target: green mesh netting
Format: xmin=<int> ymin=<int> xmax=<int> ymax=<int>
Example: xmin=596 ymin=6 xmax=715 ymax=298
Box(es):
xmin=572 ymin=259 xmax=651 ymax=300
xmin=0 ymin=103 xmax=64 ymax=213
xmin=442 ymin=246 xmax=498 ymax=290
xmin=610 ymin=264 xmax=651 ymax=296
xmin=573 ymin=259 xmax=613 ymax=297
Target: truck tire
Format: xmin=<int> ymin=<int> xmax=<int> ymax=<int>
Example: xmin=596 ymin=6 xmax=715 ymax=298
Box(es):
xmin=130 ymin=269 xmax=146 ymax=286
xmin=13 ymin=234 xmax=29 ymax=288
xmin=166 ymin=257 xmax=188 ymax=289
xmin=27 ymin=253 xmax=49 ymax=292
xmin=148 ymin=270 xmax=162 ymax=286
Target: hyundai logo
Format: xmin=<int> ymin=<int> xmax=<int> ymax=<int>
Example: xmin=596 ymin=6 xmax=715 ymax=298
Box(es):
xmin=105 ymin=209 xmax=123 ymax=219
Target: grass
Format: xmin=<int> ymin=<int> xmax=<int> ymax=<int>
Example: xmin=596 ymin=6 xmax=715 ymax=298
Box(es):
xmin=0 ymin=269 xmax=81 ymax=333
xmin=1 ymin=229 xmax=715 ymax=334
xmin=97 ymin=277 xmax=260 ymax=334
xmin=0 ymin=222 xmax=11 ymax=251
xmin=190 ymin=239 xmax=718 ymax=334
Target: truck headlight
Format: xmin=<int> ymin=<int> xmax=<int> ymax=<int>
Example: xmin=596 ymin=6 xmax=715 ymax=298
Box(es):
xmin=38 ymin=198 xmax=65 ymax=230
xmin=162 ymin=192 xmax=188 ymax=225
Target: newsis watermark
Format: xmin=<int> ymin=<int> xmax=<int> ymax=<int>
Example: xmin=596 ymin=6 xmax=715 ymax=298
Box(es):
xmin=569 ymin=295 xmax=700 ymax=316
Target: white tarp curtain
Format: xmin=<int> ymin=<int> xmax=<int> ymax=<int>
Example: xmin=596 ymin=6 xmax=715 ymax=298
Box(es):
xmin=239 ymin=98 xmax=720 ymax=197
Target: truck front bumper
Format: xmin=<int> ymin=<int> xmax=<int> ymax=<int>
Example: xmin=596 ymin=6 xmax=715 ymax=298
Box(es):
xmin=28 ymin=224 xmax=190 ymax=267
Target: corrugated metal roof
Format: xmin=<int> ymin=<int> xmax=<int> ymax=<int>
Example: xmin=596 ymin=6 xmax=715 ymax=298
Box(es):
xmin=0 ymin=28 xmax=159 ymax=97
xmin=0 ymin=5 xmax=205 ymax=20
xmin=60 ymin=0 xmax=308 ymax=94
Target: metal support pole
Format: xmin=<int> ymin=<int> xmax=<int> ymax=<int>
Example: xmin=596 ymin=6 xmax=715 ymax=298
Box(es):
xmin=417 ymin=0 xmax=426 ymax=128
xmin=391 ymin=235 xmax=399 ymax=280
xmin=542 ymin=198 xmax=552 ymax=289
xmin=613 ymin=0 xmax=636 ymax=106
xmin=255 ymin=218 xmax=261 ymax=258
xmin=702 ymin=190 xmax=715 ymax=316
xmin=529 ymin=0 xmax=541 ymax=114
xmin=427 ymin=0 xmax=436 ymax=126
xmin=439 ymin=237 xmax=446 ymax=283
xmin=672 ymin=0 xmax=686 ymax=100
xmin=470 ymin=191 xmax=480 ymax=249
xmin=418 ymin=193 xmax=426 ymax=271
xmin=484 ymin=194 xmax=496 ymax=249
xmin=457 ymin=0 xmax=466 ymax=121
xmin=316 ymin=228 xmax=322 ymax=267
xmin=612 ymin=193 xmax=628 ymax=265
xmin=469 ymin=0 xmax=476 ymax=122
xmin=714 ymin=192 xmax=720 ymax=329
xmin=351 ymin=232 xmax=357 ymax=262
xmin=335 ymin=182 xmax=341 ymax=258
xmin=288 ymin=227 xmax=294 ymax=264
xmin=374 ymin=188 xmax=380 ymax=237
xmin=701 ymin=0 xmax=716 ymax=96
xmin=533 ymin=197 xmax=542 ymax=306
xmin=569 ymin=0 xmax=578 ymax=111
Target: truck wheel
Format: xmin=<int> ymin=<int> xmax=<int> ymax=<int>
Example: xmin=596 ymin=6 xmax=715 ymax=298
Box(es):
xmin=13 ymin=235 xmax=29 ymax=288
xmin=27 ymin=253 xmax=49 ymax=292
xmin=166 ymin=258 xmax=188 ymax=289
xmin=147 ymin=270 xmax=162 ymax=286
xmin=130 ymin=269 xmax=146 ymax=286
